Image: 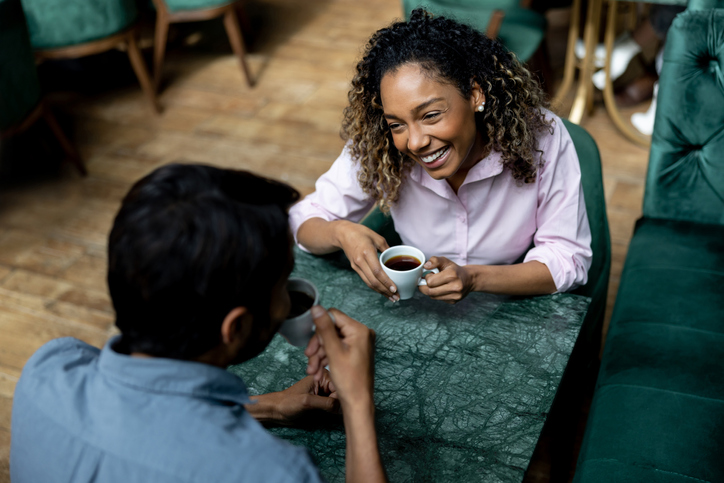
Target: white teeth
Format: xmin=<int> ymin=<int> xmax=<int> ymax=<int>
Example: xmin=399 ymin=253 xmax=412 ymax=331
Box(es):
xmin=420 ymin=147 xmax=449 ymax=164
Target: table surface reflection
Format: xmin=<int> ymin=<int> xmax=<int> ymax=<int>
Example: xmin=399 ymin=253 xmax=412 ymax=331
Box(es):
xmin=229 ymin=248 xmax=590 ymax=483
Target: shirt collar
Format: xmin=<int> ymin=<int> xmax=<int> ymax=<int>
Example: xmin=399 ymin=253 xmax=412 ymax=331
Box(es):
xmin=408 ymin=149 xmax=504 ymax=197
xmin=98 ymin=336 xmax=251 ymax=406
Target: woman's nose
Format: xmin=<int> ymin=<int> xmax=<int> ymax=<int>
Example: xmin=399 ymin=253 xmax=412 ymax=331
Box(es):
xmin=407 ymin=125 xmax=430 ymax=153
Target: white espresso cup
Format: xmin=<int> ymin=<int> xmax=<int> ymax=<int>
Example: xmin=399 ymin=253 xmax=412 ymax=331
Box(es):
xmin=379 ymin=245 xmax=439 ymax=300
xmin=278 ymin=278 xmax=319 ymax=347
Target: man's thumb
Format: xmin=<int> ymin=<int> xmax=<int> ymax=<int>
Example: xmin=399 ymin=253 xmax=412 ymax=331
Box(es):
xmin=311 ymin=306 xmax=342 ymax=356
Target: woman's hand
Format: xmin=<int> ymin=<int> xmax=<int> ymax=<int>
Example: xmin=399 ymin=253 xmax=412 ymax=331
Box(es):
xmin=418 ymin=256 xmax=475 ymax=304
xmin=332 ymin=221 xmax=399 ymax=302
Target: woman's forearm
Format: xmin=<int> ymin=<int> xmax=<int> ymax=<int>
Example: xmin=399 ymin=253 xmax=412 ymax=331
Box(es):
xmin=296 ymin=218 xmax=347 ymax=255
xmin=468 ymin=261 xmax=557 ymax=295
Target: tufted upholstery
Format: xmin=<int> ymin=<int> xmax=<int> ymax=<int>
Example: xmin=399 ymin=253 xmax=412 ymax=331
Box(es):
xmin=574 ymin=8 xmax=724 ymax=483
xmin=20 ymin=0 xmax=137 ymax=49
xmin=644 ymin=9 xmax=724 ymax=225
xmin=0 ymin=0 xmax=41 ymax=131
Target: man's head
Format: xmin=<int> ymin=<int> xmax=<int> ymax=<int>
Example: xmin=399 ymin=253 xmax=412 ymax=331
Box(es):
xmin=108 ymin=163 xmax=299 ymax=361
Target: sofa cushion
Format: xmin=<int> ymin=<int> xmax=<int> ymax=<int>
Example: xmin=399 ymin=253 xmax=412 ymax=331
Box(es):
xmin=573 ymin=217 xmax=724 ymax=483
xmin=644 ymin=9 xmax=724 ymax=226
xmin=611 ymin=218 xmax=724 ymax=333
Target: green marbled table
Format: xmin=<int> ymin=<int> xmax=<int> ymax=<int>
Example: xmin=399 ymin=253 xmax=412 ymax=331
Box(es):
xmin=229 ymin=248 xmax=590 ymax=483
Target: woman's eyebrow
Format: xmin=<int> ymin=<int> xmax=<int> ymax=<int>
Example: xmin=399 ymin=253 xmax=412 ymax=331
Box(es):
xmin=412 ymin=97 xmax=444 ymax=113
xmin=384 ymin=97 xmax=445 ymax=120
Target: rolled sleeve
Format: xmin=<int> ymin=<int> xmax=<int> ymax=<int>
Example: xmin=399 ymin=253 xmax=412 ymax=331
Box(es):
xmin=524 ymin=119 xmax=593 ymax=292
xmin=289 ymin=145 xmax=375 ymax=246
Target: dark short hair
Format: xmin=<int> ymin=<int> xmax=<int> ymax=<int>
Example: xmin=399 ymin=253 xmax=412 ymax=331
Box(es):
xmin=108 ymin=163 xmax=299 ymax=359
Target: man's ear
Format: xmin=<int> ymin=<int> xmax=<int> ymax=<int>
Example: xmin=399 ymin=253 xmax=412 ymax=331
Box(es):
xmin=220 ymin=307 xmax=253 ymax=346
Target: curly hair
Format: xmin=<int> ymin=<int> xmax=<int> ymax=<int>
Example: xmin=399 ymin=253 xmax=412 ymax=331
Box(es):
xmin=341 ymin=8 xmax=552 ymax=210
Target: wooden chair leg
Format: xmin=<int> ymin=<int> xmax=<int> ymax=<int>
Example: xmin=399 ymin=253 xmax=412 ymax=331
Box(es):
xmin=153 ymin=12 xmax=170 ymax=93
xmin=41 ymin=103 xmax=87 ymax=176
xmin=126 ymin=31 xmax=162 ymax=114
xmin=223 ymin=8 xmax=254 ymax=87
xmin=234 ymin=1 xmax=254 ymax=47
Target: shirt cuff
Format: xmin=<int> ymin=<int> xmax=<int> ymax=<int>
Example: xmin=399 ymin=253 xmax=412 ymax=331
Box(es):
xmin=524 ymin=245 xmax=588 ymax=293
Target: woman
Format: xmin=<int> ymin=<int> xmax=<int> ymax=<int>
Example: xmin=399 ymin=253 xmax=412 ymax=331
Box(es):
xmin=290 ymin=9 xmax=592 ymax=304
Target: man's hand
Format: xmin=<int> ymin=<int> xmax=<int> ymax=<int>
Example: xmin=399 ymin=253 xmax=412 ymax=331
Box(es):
xmin=245 ymin=372 xmax=340 ymax=426
xmin=306 ymin=306 xmax=386 ymax=483
xmin=305 ymin=307 xmax=376 ymax=411
xmin=418 ymin=256 xmax=475 ymax=304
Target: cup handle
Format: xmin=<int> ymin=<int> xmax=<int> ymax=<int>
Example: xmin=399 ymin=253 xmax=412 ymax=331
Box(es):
xmin=418 ymin=268 xmax=440 ymax=286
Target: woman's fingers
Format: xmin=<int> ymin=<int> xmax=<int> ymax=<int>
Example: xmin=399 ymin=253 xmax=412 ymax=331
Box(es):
xmin=352 ymin=251 xmax=398 ymax=301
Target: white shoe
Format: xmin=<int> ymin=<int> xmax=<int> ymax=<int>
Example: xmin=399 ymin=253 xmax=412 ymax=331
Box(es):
xmin=592 ymin=32 xmax=642 ymax=90
xmin=631 ymin=82 xmax=658 ymax=136
xmin=575 ymin=39 xmax=607 ymax=68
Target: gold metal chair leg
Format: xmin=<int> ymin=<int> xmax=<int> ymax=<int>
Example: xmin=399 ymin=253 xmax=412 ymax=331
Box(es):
xmin=601 ymin=0 xmax=650 ymax=147
xmin=551 ymin=0 xmax=581 ymax=108
xmin=570 ymin=0 xmax=603 ymax=124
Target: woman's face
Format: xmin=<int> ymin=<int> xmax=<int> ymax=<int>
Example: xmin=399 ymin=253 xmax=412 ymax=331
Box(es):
xmin=380 ymin=63 xmax=486 ymax=186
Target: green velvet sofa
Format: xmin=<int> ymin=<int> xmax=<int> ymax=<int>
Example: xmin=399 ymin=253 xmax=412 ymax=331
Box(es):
xmin=573 ymin=7 xmax=724 ymax=483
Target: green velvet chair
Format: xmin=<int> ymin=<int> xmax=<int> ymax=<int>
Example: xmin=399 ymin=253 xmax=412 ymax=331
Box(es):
xmin=20 ymin=0 xmax=161 ymax=113
xmin=0 ymin=0 xmax=85 ymax=175
xmin=151 ymin=0 xmax=253 ymax=92
xmin=573 ymin=7 xmax=724 ymax=483
xmin=401 ymin=0 xmax=553 ymax=90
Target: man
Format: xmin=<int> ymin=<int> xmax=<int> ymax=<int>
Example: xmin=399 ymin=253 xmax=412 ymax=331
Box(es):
xmin=10 ymin=164 xmax=386 ymax=483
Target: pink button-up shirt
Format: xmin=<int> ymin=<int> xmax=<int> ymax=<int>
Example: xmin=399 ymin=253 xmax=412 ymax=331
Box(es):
xmin=289 ymin=114 xmax=592 ymax=292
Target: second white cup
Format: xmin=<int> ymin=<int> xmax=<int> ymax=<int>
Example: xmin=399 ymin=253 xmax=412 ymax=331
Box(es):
xmin=379 ymin=245 xmax=438 ymax=300
xmin=278 ymin=278 xmax=318 ymax=347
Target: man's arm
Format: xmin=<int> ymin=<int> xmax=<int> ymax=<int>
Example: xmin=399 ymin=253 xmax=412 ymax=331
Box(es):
xmin=307 ymin=306 xmax=387 ymax=483
xmin=244 ymin=373 xmax=340 ymax=426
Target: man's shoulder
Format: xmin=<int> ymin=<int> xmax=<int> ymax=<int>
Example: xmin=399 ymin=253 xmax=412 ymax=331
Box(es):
xmin=16 ymin=337 xmax=99 ymax=395
xmin=23 ymin=337 xmax=98 ymax=372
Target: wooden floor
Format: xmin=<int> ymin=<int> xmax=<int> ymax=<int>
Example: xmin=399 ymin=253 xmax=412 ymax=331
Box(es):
xmin=0 ymin=0 xmax=651 ymax=480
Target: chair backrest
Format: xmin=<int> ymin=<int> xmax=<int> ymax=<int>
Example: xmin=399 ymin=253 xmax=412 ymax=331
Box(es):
xmin=20 ymin=0 xmax=137 ymax=49
xmin=0 ymin=0 xmax=40 ymax=132
xmin=563 ymin=119 xmax=610 ymax=301
xmin=687 ymin=0 xmax=724 ymax=10
xmin=643 ymin=8 xmax=724 ymax=226
xmin=563 ymin=119 xmax=611 ymax=359
xmin=401 ymin=0 xmax=547 ymax=62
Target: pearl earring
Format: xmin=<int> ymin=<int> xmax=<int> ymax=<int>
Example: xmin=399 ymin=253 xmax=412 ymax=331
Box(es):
xmin=476 ymin=102 xmax=485 ymax=112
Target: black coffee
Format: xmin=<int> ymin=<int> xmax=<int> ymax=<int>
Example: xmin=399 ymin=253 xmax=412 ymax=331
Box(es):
xmin=288 ymin=290 xmax=314 ymax=318
xmin=384 ymin=255 xmax=421 ymax=271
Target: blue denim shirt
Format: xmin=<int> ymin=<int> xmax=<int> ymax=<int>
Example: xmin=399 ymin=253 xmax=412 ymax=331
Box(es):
xmin=11 ymin=337 xmax=324 ymax=483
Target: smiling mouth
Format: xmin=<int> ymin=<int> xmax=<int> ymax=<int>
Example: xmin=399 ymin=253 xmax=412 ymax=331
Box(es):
xmin=419 ymin=146 xmax=450 ymax=164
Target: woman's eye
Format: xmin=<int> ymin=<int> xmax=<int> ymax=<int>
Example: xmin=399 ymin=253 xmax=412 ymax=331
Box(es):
xmin=423 ymin=112 xmax=440 ymax=121
xmin=388 ymin=123 xmax=402 ymax=131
